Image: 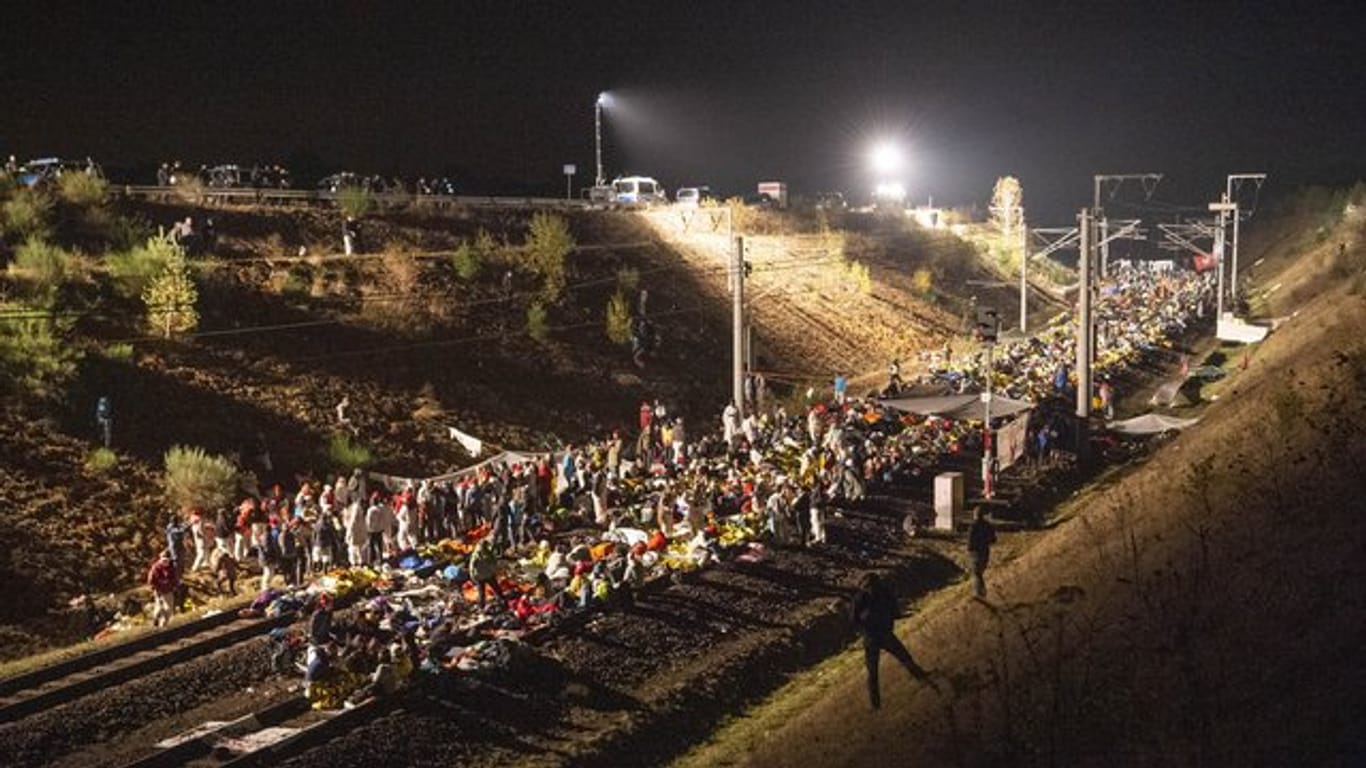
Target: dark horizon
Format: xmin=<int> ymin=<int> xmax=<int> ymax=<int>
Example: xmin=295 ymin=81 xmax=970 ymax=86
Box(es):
xmin=3 ymin=0 xmax=1363 ymax=223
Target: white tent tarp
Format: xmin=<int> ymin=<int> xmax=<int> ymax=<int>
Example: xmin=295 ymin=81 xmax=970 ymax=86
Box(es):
xmin=1108 ymin=413 xmax=1200 ymax=435
xmin=880 ymin=393 xmax=1034 ymax=422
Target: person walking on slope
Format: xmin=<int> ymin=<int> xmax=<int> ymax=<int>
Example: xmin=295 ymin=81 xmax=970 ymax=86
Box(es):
xmin=147 ymin=551 xmax=179 ymax=627
xmin=851 ymin=572 xmax=933 ymax=709
xmin=967 ymin=506 xmax=997 ymax=600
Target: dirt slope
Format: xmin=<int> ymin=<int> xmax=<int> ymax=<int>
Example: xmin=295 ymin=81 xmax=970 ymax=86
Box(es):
xmin=677 ymin=193 xmax=1366 ymax=767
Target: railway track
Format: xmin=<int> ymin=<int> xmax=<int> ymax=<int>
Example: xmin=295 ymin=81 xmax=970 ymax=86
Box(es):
xmin=0 ymin=607 xmax=292 ymax=725
xmin=122 ymin=695 xmax=391 ymax=768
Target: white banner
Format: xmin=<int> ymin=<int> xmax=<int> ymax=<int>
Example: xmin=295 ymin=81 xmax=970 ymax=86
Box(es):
xmin=996 ymin=414 xmax=1029 ymax=471
xmin=448 ymin=426 xmax=484 ymax=457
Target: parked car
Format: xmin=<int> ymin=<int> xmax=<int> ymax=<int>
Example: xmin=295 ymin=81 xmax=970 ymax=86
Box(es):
xmin=16 ymin=157 xmax=100 ymax=188
xmin=612 ymin=175 xmax=667 ymax=206
xmin=674 ymin=185 xmax=715 ymax=208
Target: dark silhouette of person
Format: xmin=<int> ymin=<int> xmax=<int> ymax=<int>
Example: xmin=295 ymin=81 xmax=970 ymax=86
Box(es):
xmin=851 ymin=572 xmax=933 ymax=709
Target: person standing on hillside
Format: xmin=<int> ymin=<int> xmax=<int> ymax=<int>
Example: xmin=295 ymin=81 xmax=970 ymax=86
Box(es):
xmin=147 ymin=551 xmax=179 ymax=627
xmin=851 ymin=572 xmax=933 ymax=710
xmin=967 ymin=506 xmax=997 ymax=600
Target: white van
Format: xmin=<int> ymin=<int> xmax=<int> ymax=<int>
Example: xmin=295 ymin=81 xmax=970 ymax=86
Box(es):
xmin=612 ymin=175 xmax=666 ymax=206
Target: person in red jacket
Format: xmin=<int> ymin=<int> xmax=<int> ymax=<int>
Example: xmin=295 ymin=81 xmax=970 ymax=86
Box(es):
xmin=147 ymin=551 xmax=179 ymax=627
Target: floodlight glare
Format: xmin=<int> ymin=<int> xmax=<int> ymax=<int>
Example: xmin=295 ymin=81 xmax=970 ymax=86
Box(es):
xmin=869 ymin=142 xmax=903 ymax=175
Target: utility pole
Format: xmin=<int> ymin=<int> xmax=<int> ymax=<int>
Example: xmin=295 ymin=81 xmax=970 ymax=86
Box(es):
xmin=975 ymin=307 xmax=1000 ymax=499
xmin=594 ymin=94 xmax=606 ymax=188
xmin=1019 ymin=220 xmax=1028 ymax=332
xmin=1226 ymin=173 xmax=1267 ymax=304
xmin=1210 ymin=194 xmax=1236 ymax=321
xmin=1076 ymin=209 xmax=1092 ymax=443
xmin=732 ymin=236 xmax=746 ymax=418
xmin=1099 ymin=217 xmax=1109 ymax=278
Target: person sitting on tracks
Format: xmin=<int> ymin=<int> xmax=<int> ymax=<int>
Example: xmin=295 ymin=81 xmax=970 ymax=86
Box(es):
xmin=147 ymin=551 xmax=179 ymax=627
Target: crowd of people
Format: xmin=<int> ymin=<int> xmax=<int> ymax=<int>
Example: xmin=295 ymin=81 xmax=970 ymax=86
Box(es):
xmin=138 ymin=262 xmax=1211 ymax=708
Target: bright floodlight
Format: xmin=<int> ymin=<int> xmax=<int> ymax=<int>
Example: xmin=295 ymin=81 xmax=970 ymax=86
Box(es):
xmin=597 ymin=91 xmax=612 ymax=108
xmin=869 ymin=141 xmax=903 ymax=175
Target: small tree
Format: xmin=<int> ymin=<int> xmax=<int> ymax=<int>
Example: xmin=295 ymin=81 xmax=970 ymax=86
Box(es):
xmin=107 ymin=231 xmax=179 ymax=298
xmin=164 ymin=445 xmax=239 ymax=512
xmin=605 ymin=289 xmax=633 ymax=345
xmin=525 ymin=212 xmax=574 ymax=302
xmin=337 ymin=186 xmax=374 ymax=219
xmin=526 ymin=301 xmax=550 ymax=342
xmin=451 ymin=239 xmax=481 ymax=280
xmin=990 ymin=176 xmax=1023 ymax=235
xmin=142 ymin=237 xmax=199 ymax=338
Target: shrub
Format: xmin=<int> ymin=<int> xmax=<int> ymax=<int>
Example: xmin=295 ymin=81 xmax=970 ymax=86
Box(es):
xmin=451 ymin=240 xmax=481 ymax=280
xmin=102 ymin=343 xmax=135 ymax=361
xmin=325 ymin=432 xmax=374 ymax=470
xmin=525 ymin=212 xmax=574 ymax=302
xmin=526 ymin=301 xmax=549 ymax=342
xmin=605 ymin=289 xmax=633 ymax=345
xmin=106 ymin=213 xmax=154 ymax=251
xmin=337 ymin=186 xmax=374 ymax=219
xmin=142 ymin=237 xmax=199 ymax=337
xmin=106 ymin=232 xmax=179 ymax=298
xmin=2 ymin=188 xmax=54 ymax=241
xmin=164 ymin=445 xmax=239 ymax=512
xmin=85 ymin=447 xmax=117 ymax=474
xmin=473 ymin=228 xmax=500 ymax=263
xmin=912 ymin=267 xmax=935 ymax=297
xmin=847 ymin=260 xmax=873 ymax=294
xmin=0 ymin=301 xmax=81 ymax=401
xmin=726 ymin=197 xmax=757 ymax=234
xmin=57 ymin=170 xmax=108 ymax=206
xmin=616 ymin=266 xmax=640 ymax=292
xmin=7 ymin=237 xmax=75 ymax=299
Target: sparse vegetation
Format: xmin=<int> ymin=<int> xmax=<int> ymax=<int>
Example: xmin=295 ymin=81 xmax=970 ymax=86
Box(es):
xmin=163 ymin=445 xmax=240 ymax=512
xmin=2 ymin=188 xmax=54 ymax=241
xmin=605 ymin=289 xmax=633 ymax=344
xmin=525 ymin=212 xmax=574 ymax=302
xmin=6 ymin=237 xmax=76 ymax=300
xmin=912 ymin=267 xmax=935 ymax=298
xmin=527 ymin=300 xmax=549 ymax=341
xmin=84 ymin=447 xmax=117 ymax=474
xmin=142 ymin=236 xmax=199 ymax=337
xmin=56 ymin=170 xmax=107 ymax=207
xmin=325 ymin=432 xmax=374 ymax=470
xmin=101 ymin=342 xmax=135 ymax=361
xmin=105 ymin=213 xmax=154 ymax=252
xmin=0 ymin=302 xmax=81 ymax=401
xmin=846 ymin=260 xmax=872 ymax=294
xmin=616 ymin=266 xmax=640 ymax=292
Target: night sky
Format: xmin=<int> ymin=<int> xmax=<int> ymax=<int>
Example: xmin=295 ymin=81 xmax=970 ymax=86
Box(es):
xmin=3 ymin=0 xmax=1363 ymax=223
